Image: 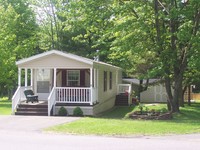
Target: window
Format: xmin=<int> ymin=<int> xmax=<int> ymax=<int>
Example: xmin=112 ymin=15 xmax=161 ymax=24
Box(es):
xmin=104 ymin=71 xmax=107 ymax=91
xmin=109 ymin=72 xmax=112 ymax=90
xmin=67 ymin=70 xmax=80 ymax=86
xmin=36 ymin=69 xmax=50 ymax=93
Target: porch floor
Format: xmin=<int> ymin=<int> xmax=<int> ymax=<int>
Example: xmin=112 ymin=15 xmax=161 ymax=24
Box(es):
xmin=55 ymin=103 xmax=91 ymax=106
xmin=20 ymin=100 xmax=48 ymax=105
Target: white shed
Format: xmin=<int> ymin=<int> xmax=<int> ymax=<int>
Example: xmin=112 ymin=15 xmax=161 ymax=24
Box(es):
xmin=123 ymin=78 xmax=168 ymax=103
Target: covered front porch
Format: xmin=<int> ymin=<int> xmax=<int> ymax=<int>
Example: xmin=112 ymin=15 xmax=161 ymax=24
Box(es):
xmin=12 ymin=68 xmax=98 ymax=116
xmin=12 ymin=51 xmax=98 ymax=116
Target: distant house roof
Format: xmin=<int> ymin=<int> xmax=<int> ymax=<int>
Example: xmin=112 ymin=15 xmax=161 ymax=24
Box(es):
xmin=123 ymin=78 xmax=160 ymax=85
xmin=16 ymin=50 xmax=121 ymax=70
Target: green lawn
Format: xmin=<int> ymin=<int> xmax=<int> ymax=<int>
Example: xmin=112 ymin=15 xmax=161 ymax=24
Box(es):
xmin=46 ymin=103 xmax=200 ymax=136
xmin=0 ymin=97 xmax=12 ymax=115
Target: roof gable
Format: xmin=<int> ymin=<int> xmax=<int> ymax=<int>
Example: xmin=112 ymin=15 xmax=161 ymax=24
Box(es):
xmin=16 ymin=50 xmax=93 ymax=66
xmin=16 ymin=50 xmax=121 ymax=70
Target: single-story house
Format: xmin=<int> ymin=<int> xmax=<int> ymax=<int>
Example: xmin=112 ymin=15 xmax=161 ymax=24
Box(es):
xmin=12 ymin=50 xmax=131 ymax=116
xmin=123 ymin=78 xmax=168 ymax=103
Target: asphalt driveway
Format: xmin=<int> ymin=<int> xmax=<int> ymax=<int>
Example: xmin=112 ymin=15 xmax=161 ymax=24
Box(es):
xmin=0 ymin=115 xmax=80 ymax=132
xmin=0 ymin=115 xmax=200 ymax=150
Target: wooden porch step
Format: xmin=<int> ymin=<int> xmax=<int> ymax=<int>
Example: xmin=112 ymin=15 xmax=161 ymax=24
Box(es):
xmin=115 ymin=94 xmax=129 ymax=106
xmin=15 ymin=101 xmax=48 ymax=116
xmin=15 ymin=111 xmax=48 ymax=116
xmin=17 ymin=107 xmax=48 ymax=112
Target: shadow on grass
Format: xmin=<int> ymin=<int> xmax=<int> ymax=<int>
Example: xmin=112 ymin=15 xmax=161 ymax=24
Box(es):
xmin=97 ymin=106 xmax=136 ymax=119
xmin=173 ymin=103 xmax=200 ymax=121
xmin=97 ymin=103 xmax=200 ymax=123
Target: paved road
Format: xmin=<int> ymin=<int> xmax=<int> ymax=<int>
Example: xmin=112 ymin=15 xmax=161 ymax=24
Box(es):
xmin=0 ymin=116 xmax=200 ymax=150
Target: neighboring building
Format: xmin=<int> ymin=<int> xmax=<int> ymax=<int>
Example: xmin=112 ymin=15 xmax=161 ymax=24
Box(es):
xmin=123 ymin=78 xmax=168 ymax=103
xmin=12 ymin=50 xmax=131 ymax=116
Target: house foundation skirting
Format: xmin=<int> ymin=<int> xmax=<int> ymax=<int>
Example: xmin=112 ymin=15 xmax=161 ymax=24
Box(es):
xmin=55 ymin=106 xmax=94 ymax=116
xmin=55 ymin=96 xmax=116 ymax=116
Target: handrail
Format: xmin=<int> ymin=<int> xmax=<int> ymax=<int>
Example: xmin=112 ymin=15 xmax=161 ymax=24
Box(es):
xmin=48 ymin=87 xmax=56 ymax=116
xmin=12 ymin=86 xmax=21 ymax=114
xmin=117 ymin=84 xmax=132 ymax=105
xmin=12 ymin=86 xmax=33 ymax=114
xmin=117 ymin=84 xmax=132 ymax=94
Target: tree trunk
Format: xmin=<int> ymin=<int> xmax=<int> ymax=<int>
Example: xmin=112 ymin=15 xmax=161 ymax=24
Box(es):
xmin=165 ymin=77 xmax=173 ymax=112
xmin=172 ymin=72 xmax=185 ymax=112
xmin=180 ymin=86 xmax=187 ymax=107
xmin=179 ymin=86 xmax=185 ymax=107
xmin=188 ymin=85 xmax=191 ymax=106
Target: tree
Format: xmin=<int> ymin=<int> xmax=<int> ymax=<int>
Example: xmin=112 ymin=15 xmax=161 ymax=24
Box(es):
xmin=30 ymin=0 xmax=62 ymax=50
xmin=54 ymin=0 xmax=115 ymax=60
xmin=0 ymin=0 xmax=38 ymax=98
xmin=111 ymin=0 xmax=200 ymax=112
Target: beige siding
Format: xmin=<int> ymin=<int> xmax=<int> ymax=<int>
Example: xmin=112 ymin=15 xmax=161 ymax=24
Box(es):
xmin=18 ymin=53 xmax=91 ymax=68
xmin=95 ymin=63 xmax=122 ymax=113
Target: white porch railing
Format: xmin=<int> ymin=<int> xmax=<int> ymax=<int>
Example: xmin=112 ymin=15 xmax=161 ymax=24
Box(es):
xmin=12 ymin=86 xmax=32 ymax=114
xmin=118 ymin=84 xmax=131 ymax=94
xmin=48 ymin=87 xmax=56 ymax=116
xmin=55 ymin=87 xmax=92 ymax=104
xmin=117 ymin=84 xmax=132 ymax=105
xmin=47 ymin=87 xmax=93 ymax=116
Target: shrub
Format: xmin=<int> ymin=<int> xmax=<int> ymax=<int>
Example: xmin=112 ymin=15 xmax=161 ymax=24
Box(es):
xmin=160 ymin=108 xmax=168 ymax=114
xmin=58 ymin=106 xmax=68 ymax=116
xmin=73 ymin=107 xmax=83 ymax=116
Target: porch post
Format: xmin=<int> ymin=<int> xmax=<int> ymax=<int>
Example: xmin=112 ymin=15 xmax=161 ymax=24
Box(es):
xmin=18 ymin=68 xmax=21 ymax=87
xmin=30 ymin=69 xmax=33 ymax=88
xmin=96 ymin=69 xmax=99 ymax=102
xmin=54 ymin=68 xmax=57 ymax=87
xmin=25 ymin=68 xmax=28 ymax=88
xmin=93 ymin=68 xmax=96 ymax=103
xmin=90 ymin=68 xmax=93 ymax=105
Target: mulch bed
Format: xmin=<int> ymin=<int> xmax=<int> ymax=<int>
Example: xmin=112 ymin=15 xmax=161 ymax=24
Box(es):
xmin=129 ymin=111 xmax=173 ymax=120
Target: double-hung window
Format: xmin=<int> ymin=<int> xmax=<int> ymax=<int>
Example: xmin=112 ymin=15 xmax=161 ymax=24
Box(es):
xmin=67 ymin=70 xmax=80 ymax=86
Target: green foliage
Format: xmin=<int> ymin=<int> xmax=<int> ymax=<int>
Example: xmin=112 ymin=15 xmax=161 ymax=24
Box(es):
xmin=58 ymin=106 xmax=68 ymax=116
xmin=73 ymin=107 xmax=83 ymax=116
xmin=0 ymin=0 xmax=38 ymax=97
xmin=0 ymin=0 xmax=199 ymax=110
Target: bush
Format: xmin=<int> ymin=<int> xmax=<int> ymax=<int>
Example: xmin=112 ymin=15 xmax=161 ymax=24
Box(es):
xmin=160 ymin=108 xmax=168 ymax=114
xmin=73 ymin=107 xmax=83 ymax=116
xmin=58 ymin=106 xmax=68 ymax=116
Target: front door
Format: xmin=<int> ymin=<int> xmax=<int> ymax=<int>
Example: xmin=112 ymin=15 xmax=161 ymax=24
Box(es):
xmin=35 ymin=69 xmax=52 ymax=100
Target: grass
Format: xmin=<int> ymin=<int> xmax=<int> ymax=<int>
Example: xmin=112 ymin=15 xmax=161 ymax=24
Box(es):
xmin=0 ymin=97 xmax=199 ymax=136
xmin=0 ymin=97 xmax=12 ymax=115
xmin=46 ymin=103 xmax=200 ymax=136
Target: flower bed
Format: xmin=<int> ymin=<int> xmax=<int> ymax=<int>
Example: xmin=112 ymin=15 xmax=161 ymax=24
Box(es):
xmin=129 ymin=111 xmax=173 ymax=120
